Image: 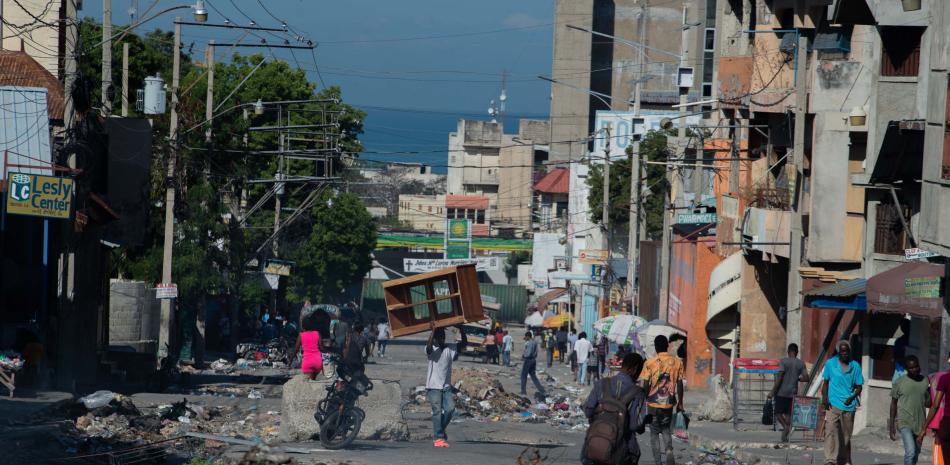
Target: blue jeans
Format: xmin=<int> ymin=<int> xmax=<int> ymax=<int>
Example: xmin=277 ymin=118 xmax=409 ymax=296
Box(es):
xmin=899 ymin=427 xmax=921 ymax=465
xmin=578 ymin=361 xmax=588 ymax=384
xmin=426 ymin=387 xmax=455 ymax=440
xmin=502 ymin=350 xmax=511 ymax=366
xmin=521 ymin=358 xmax=546 ymax=396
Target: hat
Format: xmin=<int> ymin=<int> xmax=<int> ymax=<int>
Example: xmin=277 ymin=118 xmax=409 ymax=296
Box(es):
xmin=837 ymin=339 xmax=851 ymax=350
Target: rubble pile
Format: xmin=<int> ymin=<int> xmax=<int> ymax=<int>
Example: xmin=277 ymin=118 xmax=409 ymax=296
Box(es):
xmin=222 ymin=445 xmax=298 ymax=465
xmin=208 ymin=358 xmax=287 ymax=374
xmin=406 ymin=367 xmax=589 ymax=430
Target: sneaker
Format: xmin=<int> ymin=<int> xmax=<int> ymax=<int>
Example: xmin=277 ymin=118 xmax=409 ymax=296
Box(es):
xmin=434 ymin=439 xmax=449 ymax=448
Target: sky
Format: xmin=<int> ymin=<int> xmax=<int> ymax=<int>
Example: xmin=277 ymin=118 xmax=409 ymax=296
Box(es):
xmin=80 ymin=0 xmax=556 ymax=171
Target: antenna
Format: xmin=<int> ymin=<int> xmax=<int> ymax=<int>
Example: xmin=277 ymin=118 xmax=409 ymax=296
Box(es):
xmin=499 ymin=70 xmax=507 ymax=129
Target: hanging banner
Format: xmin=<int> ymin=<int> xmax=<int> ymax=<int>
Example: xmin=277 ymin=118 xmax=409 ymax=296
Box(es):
xmin=403 ymin=257 xmax=501 ymax=273
xmin=5 ymin=173 xmax=74 ymax=219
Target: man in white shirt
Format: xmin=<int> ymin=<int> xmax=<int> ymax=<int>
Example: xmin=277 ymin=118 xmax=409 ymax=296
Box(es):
xmin=574 ymin=332 xmax=593 ymax=385
xmin=425 ymin=322 xmax=457 ymax=448
xmin=502 ymin=330 xmax=513 ymax=367
xmin=376 ymin=320 xmax=390 ymax=357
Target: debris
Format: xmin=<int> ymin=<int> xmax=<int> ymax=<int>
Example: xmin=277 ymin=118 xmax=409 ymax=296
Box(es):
xmin=210 ymin=358 xmax=233 ymax=372
xmin=79 ymin=390 xmax=116 ymax=409
xmin=698 ymin=375 xmax=734 ymax=422
xmin=248 ymin=390 xmax=264 ymax=399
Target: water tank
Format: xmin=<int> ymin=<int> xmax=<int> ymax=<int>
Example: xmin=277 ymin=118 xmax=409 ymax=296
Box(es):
xmin=143 ymin=74 xmax=166 ymax=115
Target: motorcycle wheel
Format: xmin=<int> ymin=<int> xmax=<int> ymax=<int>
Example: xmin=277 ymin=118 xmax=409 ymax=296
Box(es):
xmin=319 ymin=408 xmax=362 ymax=450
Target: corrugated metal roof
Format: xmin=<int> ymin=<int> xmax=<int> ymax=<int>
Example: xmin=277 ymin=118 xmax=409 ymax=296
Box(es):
xmin=0 ymin=86 xmax=52 ymax=179
xmin=534 ymin=168 xmax=569 ymax=194
xmin=803 ymin=278 xmax=866 ymax=298
xmin=0 ymin=51 xmax=64 ymax=120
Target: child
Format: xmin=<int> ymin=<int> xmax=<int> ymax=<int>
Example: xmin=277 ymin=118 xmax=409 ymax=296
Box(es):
xmin=569 ymin=349 xmax=578 ymax=375
xmin=586 ymin=344 xmax=600 ymax=384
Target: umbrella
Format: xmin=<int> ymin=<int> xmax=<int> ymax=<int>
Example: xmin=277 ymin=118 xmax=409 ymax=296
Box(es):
xmin=542 ymin=314 xmax=571 ymax=328
xmin=524 ymin=311 xmax=544 ymax=327
xmin=592 ymin=315 xmax=648 ymax=347
xmin=637 ymin=320 xmax=687 ymax=357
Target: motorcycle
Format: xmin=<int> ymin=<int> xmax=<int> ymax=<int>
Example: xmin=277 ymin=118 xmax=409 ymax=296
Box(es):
xmin=314 ymin=360 xmax=372 ymax=449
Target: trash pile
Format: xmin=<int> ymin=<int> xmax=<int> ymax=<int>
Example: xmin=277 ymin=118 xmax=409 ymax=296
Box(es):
xmin=208 ymin=357 xmax=287 ymax=374
xmin=687 ymin=447 xmax=748 ymax=465
xmin=406 ymin=367 xmax=589 ymax=430
xmin=0 ymin=350 xmax=24 ymax=370
xmin=221 ymin=445 xmax=298 ymax=465
xmin=24 ymin=390 xmax=282 ymax=459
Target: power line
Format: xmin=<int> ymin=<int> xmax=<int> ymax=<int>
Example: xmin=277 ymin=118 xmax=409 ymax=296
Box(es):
xmin=318 ymin=23 xmax=553 ymax=45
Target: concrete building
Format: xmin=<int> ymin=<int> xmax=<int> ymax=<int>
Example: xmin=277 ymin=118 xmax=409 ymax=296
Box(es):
xmin=359 ymin=162 xmax=444 ymax=187
xmin=548 ymin=0 xmax=714 ymax=162
xmin=0 ymin=0 xmax=74 ymax=78
xmin=446 ymin=119 xmax=549 ymax=235
xmin=700 ymin=0 xmax=950 ymax=435
xmin=397 ymin=194 xmax=446 ymax=233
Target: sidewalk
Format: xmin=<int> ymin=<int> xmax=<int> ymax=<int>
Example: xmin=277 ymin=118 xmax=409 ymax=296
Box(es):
xmin=682 ymin=388 xmax=918 ymax=465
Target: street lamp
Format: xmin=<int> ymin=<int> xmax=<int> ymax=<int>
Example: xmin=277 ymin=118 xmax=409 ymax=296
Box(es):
xmin=193 ymin=0 xmax=208 ymax=22
xmin=254 ymin=98 xmax=265 ymax=115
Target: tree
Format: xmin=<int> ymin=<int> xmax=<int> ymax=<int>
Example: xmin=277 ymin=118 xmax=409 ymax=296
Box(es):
xmin=289 ymin=192 xmax=377 ymax=303
xmin=587 ymin=130 xmax=672 ymax=240
xmin=77 ymin=18 xmax=192 ymax=113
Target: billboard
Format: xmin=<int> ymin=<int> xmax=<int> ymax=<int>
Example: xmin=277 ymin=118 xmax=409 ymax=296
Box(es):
xmin=592 ymin=110 xmax=703 ymax=157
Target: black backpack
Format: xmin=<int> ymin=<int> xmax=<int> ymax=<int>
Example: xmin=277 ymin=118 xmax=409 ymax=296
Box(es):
xmin=582 ymin=377 xmax=640 ymax=465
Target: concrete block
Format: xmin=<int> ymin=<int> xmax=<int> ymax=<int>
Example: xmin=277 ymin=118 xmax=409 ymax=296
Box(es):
xmin=278 ymin=374 xmax=409 ymax=443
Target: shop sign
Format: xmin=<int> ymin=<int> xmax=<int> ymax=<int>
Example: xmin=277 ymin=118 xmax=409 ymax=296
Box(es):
xmin=905 ymin=248 xmax=939 ymax=260
xmin=6 ymin=173 xmax=74 ymax=219
xmin=403 ymin=257 xmax=500 ymax=273
xmin=677 ymin=212 xmax=717 ymax=224
xmin=578 ymin=249 xmax=608 ymax=265
xmin=905 ymin=276 xmax=942 ymax=298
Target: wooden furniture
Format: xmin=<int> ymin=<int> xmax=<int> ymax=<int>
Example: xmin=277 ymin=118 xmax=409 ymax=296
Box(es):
xmin=383 ymin=264 xmax=485 ymax=337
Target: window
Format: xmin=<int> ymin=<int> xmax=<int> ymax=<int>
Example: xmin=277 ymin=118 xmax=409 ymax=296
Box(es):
xmin=427 ymin=206 xmax=432 ymax=213
xmin=476 ymin=209 xmax=485 ymax=224
xmin=880 ymin=27 xmax=924 ymax=77
xmin=702 ymin=83 xmax=713 ymax=98
xmin=704 ymin=28 xmax=716 ymax=52
xmin=874 ymin=203 xmax=911 ymax=254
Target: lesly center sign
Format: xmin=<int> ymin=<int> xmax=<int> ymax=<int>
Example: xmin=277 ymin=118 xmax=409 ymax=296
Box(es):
xmin=6 ymin=173 xmax=74 ymax=219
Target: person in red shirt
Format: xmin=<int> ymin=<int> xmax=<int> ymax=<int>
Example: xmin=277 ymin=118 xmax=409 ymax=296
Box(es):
xmin=494 ymin=328 xmax=505 ymax=365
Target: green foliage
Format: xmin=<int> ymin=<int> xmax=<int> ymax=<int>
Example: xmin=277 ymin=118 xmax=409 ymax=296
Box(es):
xmin=288 ymin=193 xmax=377 ymax=303
xmin=505 ymin=251 xmax=532 ymax=279
xmin=587 ymin=130 xmax=672 ymax=240
xmin=185 ymin=457 xmax=216 ymax=465
xmin=77 ymin=18 xmax=192 ymax=113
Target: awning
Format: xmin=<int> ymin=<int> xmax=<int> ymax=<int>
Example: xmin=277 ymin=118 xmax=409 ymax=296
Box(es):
xmin=867 ymin=263 xmax=945 ymax=320
xmin=803 ymin=279 xmax=867 ymax=310
xmin=536 ymin=288 xmax=568 ymax=311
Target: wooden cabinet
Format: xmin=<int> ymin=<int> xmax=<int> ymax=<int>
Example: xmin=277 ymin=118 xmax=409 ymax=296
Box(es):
xmin=383 ymin=264 xmax=484 ymax=337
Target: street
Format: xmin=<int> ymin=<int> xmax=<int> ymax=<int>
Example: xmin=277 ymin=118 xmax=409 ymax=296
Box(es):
xmin=0 ymin=326 xmax=913 ymax=465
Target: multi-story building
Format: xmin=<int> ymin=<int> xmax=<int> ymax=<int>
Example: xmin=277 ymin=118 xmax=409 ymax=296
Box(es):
xmin=397 ymin=194 xmax=446 ymax=233
xmin=446 ymin=118 xmax=549 ymax=236
xmin=548 ymin=0 xmax=715 ymax=162
xmin=698 ymin=0 xmax=950 ymax=433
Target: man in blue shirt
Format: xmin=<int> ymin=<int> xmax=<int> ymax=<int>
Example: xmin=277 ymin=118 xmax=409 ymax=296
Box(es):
xmin=521 ymin=331 xmax=547 ymax=399
xmin=822 ymin=340 xmax=864 ymax=465
xmin=582 ymin=353 xmax=648 ymax=465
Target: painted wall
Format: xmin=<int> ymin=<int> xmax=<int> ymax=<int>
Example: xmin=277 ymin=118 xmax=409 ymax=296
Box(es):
xmin=550 ymin=0 xmax=594 ymax=162
xmin=669 ymin=236 xmax=720 ymax=389
xmin=497 ymin=144 xmax=534 ymax=230
xmin=738 ymin=254 xmax=787 ymax=359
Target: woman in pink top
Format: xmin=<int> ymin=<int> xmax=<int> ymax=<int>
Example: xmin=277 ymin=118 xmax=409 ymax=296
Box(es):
xmin=289 ymin=314 xmax=325 ymax=380
xmin=921 ymin=353 xmax=950 ymax=465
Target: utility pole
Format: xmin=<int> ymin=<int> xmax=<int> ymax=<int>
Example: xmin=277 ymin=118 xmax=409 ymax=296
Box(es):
xmin=205 ymin=40 xmax=214 ymax=142
xmin=158 ymin=18 xmax=182 ymax=368
xmin=101 ymin=0 xmax=112 ymax=115
xmin=601 ymin=127 xmax=611 ymax=313
xmin=121 ymin=43 xmax=129 ymax=116
xmin=660 ymin=5 xmax=691 ymax=321
xmin=626 ymin=0 xmax=645 ymax=313
xmin=786 ymin=33 xmax=808 ymax=349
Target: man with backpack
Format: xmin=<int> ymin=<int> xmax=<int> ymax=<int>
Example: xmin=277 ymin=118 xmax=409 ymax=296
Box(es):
xmin=639 ymin=335 xmax=685 ymax=465
xmin=582 ymin=353 xmax=648 ymax=465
